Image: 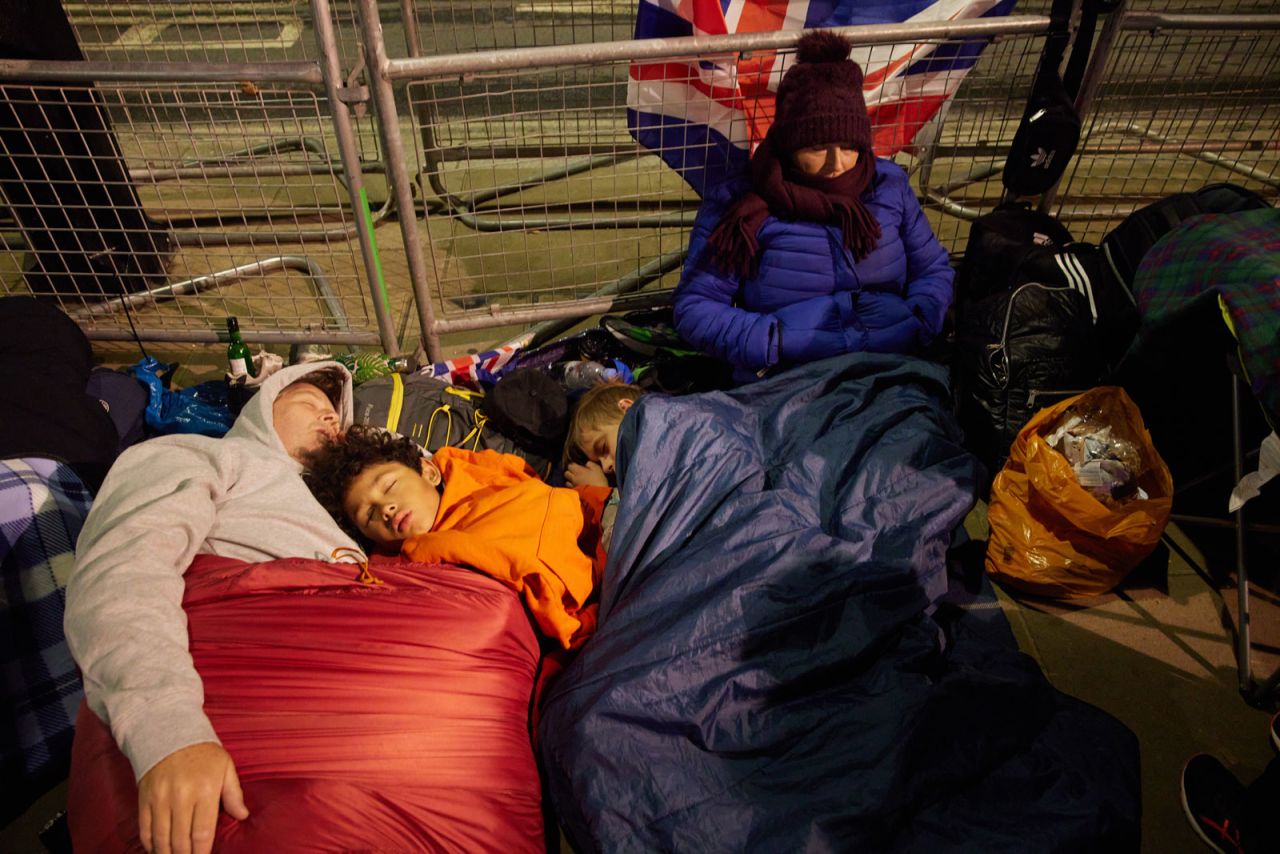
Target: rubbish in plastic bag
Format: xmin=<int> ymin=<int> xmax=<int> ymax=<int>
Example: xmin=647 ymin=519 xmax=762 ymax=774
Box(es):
xmin=130 ymin=356 xmax=235 ymax=437
xmin=225 ymin=350 xmax=285 ymax=387
xmin=1230 ymin=431 xmax=1279 ymax=512
xmin=1044 ymin=412 xmax=1150 ymax=506
xmin=985 ymin=386 xmax=1174 ymax=599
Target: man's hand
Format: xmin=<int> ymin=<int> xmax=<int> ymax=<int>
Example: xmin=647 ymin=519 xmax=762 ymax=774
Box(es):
xmin=137 ymin=742 xmax=249 ymax=854
xmin=565 ymin=461 xmax=610 ymax=488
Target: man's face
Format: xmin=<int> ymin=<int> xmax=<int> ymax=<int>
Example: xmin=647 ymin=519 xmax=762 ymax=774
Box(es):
xmin=342 ymin=459 xmax=442 ymax=551
xmin=273 ymin=382 xmax=341 ymax=462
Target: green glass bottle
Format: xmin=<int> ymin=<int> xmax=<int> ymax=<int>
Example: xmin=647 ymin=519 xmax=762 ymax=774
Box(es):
xmin=226 ymin=316 xmax=258 ymax=378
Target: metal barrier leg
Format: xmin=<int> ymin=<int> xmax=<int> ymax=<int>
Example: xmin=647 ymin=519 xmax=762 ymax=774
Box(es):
xmin=1172 ymin=354 xmax=1280 ymax=709
xmin=356 ymin=0 xmax=442 ymax=361
xmin=311 ymin=0 xmax=400 ymax=354
xmin=1231 ymin=361 xmax=1254 ymax=696
xmin=1229 ymin=358 xmax=1280 ymax=708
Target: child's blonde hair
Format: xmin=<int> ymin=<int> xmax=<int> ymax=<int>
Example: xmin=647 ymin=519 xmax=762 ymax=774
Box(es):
xmin=565 ymin=380 xmax=644 ymax=463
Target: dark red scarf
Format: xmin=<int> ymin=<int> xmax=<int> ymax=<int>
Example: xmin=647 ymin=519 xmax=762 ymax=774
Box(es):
xmin=706 ymin=137 xmax=881 ymax=279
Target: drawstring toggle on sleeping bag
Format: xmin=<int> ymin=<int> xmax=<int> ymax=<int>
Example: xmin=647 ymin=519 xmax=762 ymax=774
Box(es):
xmin=332 ymin=546 xmax=383 ymax=585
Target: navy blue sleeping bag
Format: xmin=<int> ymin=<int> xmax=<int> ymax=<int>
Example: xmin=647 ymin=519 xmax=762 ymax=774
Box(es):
xmin=537 ymin=353 xmax=1139 ymax=852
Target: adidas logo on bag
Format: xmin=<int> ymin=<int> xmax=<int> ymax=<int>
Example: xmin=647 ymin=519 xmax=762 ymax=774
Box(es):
xmin=1029 ymin=147 xmax=1056 ymax=170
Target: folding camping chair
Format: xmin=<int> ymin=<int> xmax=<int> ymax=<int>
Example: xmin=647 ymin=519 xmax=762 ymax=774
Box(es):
xmin=1168 ymin=353 xmax=1280 ymax=709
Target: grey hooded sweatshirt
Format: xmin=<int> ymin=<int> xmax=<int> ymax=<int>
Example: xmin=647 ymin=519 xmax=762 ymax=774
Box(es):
xmin=66 ymin=362 xmax=363 ymax=780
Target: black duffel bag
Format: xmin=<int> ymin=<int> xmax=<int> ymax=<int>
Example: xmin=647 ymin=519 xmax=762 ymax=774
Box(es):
xmin=954 ymin=280 xmax=1104 ymax=484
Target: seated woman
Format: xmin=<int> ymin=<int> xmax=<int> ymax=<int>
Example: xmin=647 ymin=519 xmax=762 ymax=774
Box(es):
xmin=673 ymin=31 xmax=954 ymax=381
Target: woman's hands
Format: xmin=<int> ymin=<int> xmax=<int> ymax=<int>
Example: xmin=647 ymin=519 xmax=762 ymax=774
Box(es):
xmin=773 ymin=294 xmax=849 ymax=364
xmin=773 ymin=290 xmax=925 ymax=363
xmin=854 ymin=290 xmax=916 ymax=329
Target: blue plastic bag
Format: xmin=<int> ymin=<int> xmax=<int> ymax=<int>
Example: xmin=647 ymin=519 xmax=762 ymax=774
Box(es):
xmin=129 ymin=357 xmax=234 ymax=437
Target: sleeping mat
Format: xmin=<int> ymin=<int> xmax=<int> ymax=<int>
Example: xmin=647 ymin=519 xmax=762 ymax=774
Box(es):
xmin=69 ymin=555 xmax=544 ymax=852
xmin=537 ymin=353 xmax=1141 ymax=852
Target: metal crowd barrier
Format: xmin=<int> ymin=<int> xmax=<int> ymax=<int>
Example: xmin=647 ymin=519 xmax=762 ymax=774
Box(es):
xmin=0 ymin=0 xmax=1276 ymax=361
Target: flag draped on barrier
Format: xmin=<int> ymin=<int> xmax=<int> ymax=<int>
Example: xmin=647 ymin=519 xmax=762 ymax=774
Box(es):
xmin=628 ymin=0 xmax=1018 ymax=194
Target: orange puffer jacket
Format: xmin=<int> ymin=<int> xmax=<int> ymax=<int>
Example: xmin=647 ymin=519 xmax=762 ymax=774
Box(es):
xmin=402 ymin=446 xmax=610 ymax=648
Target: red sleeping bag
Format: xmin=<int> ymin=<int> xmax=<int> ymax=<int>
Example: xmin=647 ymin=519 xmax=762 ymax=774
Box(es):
xmin=69 ymin=555 xmax=544 ymax=852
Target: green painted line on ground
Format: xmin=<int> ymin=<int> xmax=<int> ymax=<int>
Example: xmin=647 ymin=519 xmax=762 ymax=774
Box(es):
xmin=359 ymin=186 xmax=391 ymax=315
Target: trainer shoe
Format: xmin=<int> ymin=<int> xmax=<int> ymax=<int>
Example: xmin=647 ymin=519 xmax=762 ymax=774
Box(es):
xmin=1181 ymin=754 xmax=1247 ymax=854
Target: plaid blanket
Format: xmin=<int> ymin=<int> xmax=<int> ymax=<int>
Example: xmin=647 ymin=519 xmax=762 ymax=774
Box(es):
xmin=1 ymin=457 xmax=92 ymax=823
xmin=1134 ymin=208 xmax=1280 ymax=426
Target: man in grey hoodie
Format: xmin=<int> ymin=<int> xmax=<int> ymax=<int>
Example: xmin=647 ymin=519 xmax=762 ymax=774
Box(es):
xmin=66 ymin=362 xmax=365 ymax=854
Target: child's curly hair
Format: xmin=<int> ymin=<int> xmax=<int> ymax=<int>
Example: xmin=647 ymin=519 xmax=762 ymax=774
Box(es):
xmin=303 ymin=424 xmax=426 ymax=542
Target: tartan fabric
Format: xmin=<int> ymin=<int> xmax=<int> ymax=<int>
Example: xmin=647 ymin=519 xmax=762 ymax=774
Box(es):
xmin=1 ymin=457 xmax=91 ymax=823
xmin=1134 ymin=208 xmax=1280 ymax=426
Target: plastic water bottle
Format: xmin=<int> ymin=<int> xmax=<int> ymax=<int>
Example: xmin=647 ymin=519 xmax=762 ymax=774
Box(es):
xmin=552 ymin=360 xmax=618 ymax=390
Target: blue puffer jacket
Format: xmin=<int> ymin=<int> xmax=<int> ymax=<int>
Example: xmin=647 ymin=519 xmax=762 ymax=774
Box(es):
xmin=673 ymin=159 xmax=953 ymax=378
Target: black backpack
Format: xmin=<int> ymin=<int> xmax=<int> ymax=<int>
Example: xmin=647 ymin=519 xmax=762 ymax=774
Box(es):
xmin=0 ymin=296 xmax=119 ymax=491
xmin=957 ymin=203 xmax=1074 ymax=302
xmin=479 ymin=367 xmax=570 ymax=466
xmin=958 ymin=204 xmax=1139 ymax=370
xmin=353 ymin=373 xmax=556 ymax=476
xmin=1100 ymin=182 xmax=1272 ymax=290
xmin=954 ymin=281 xmax=1103 ymax=485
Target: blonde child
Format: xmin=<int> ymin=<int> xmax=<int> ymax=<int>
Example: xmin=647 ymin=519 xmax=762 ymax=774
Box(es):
xmin=563 ymin=382 xmax=644 ymax=552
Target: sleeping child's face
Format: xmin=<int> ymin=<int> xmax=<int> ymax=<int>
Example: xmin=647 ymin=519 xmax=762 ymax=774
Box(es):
xmin=342 ymin=458 xmax=443 ymax=550
xmin=574 ymin=397 xmax=634 ymax=475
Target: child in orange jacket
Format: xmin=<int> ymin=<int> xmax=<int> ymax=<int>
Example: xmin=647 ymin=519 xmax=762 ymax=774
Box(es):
xmin=304 ymin=425 xmax=611 ymax=649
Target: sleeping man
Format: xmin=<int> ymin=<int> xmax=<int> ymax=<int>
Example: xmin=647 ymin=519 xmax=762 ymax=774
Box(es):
xmin=65 ymin=362 xmax=363 ymax=854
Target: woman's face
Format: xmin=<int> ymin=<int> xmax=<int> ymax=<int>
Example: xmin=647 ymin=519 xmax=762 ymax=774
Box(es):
xmin=792 ymin=144 xmax=860 ymax=178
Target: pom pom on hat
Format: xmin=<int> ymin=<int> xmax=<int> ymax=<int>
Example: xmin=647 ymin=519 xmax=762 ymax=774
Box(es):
xmin=769 ymin=30 xmax=872 ymax=155
xmin=795 ymin=29 xmax=856 ymax=64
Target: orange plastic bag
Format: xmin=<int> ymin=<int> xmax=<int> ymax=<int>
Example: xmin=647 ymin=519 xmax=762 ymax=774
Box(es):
xmin=986 ymin=386 xmax=1173 ymax=599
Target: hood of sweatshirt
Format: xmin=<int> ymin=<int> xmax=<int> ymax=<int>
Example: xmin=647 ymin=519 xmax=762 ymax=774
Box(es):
xmin=225 ymin=361 xmax=354 ymax=465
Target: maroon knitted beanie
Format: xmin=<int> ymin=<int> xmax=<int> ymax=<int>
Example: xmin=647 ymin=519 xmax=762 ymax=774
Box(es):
xmin=769 ymin=30 xmax=871 ymax=155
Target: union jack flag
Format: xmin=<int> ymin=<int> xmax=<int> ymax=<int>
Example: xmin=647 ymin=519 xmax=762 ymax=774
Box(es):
xmin=629 ymin=0 xmax=1018 ymax=194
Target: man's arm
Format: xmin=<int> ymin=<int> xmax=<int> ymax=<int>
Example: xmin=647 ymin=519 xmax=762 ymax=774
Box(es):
xmin=68 ymin=439 xmax=253 ymax=853
xmin=66 ymin=439 xmax=225 ymax=778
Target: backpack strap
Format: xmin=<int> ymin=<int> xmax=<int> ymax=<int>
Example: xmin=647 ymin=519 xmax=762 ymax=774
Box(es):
xmin=444 ymin=386 xmax=484 ymax=404
xmin=1041 ymin=0 xmax=1075 ymax=77
xmin=425 ymin=403 xmax=455 ymax=449
xmin=460 ymin=409 xmax=488 ymax=452
xmin=386 ymin=372 xmax=405 ymax=434
xmin=1063 ymin=0 xmax=1117 ymax=100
